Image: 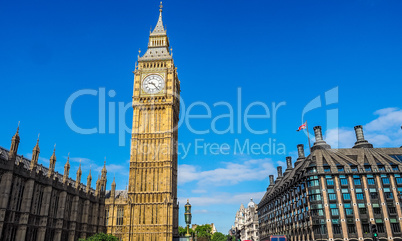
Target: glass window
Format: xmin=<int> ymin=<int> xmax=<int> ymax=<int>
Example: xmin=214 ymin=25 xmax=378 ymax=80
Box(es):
xmin=329 ymin=193 xmax=337 ymax=200
xmin=340 ymin=178 xmax=348 ymax=186
xmin=330 ymin=204 xmax=339 ymax=216
xmin=367 ymin=178 xmax=375 ymax=185
xmin=396 ymin=177 xmax=402 ymax=184
xmin=354 ymin=178 xmax=361 ymax=185
xmin=338 ymin=166 xmax=344 ymax=172
xmin=332 ymin=219 xmax=341 ymax=234
xmin=348 ymin=224 xmax=356 ymax=233
xmin=343 ymin=193 xmax=351 ymax=200
xmin=365 ymin=166 xmax=372 ymax=171
xmin=117 ymin=207 xmax=124 ymax=225
xmin=341 ymin=188 xmax=349 ymax=193
xmin=382 ymin=177 xmax=390 ymax=184
xmin=327 ymin=179 xmax=334 ymax=186
xmin=324 ymin=166 xmax=331 ymax=172
xmin=344 ymin=204 xmax=353 ymax=216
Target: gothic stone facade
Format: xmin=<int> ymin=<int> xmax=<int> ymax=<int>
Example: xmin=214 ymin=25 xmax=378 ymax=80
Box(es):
xmin=258 ymin=125 xmax=402 ymax=241
xmin=0 ymin=128 xmax=107 ymax=241
xmin=233 ymin=199 xmax=259 ymax=241
xmin=105 ymin=3 xmax=180 ymax=241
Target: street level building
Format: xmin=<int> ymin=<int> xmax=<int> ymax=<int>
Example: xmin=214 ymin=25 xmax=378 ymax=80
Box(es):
xmin=0 ymin=127 xmax=107 ymax=241
xmin=105 ymin=2 xmax=180 ymax=241
xmin=233 ymin=198 xmax=259 ymax=241
xmin=258 ymin=125 xmax=402 ymax=241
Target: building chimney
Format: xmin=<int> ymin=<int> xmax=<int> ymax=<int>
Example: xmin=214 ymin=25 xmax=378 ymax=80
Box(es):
xmin=353 ymin=125 xmax=373 ymax=148
xmin=286 ymin=156 xmax=292 ymax=169
xmin=297 ymin=144 xmax=305 ymax=159
xmin=269 ymin=175 xmax=274 ymax=185
xmin=277 ymin=166 xmax=283 ymax=177
xmin=311 ymin=126 xmax=331 ymax=151
xmin=314 ymin=126 xmax=324 ymax=142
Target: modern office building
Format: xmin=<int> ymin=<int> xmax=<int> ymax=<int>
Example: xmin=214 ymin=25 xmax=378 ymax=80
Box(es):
xmin=258 ymin=125 xmax=402 ymax=241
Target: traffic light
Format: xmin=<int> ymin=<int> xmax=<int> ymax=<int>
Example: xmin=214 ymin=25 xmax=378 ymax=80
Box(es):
xmin=371 ymin=224 xmax=378 ymax=241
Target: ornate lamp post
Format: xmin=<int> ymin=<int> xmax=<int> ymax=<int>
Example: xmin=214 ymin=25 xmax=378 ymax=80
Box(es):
xmin=185 ymin=199 xmax=192 ymax=238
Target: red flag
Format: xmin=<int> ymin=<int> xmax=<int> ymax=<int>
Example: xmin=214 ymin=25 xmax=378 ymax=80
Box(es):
xmin=297 ymin=122 xmax=307 ymax=131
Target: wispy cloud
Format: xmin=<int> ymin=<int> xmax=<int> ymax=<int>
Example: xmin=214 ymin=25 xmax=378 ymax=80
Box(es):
xmin=178 ymin=191 xmax=265 ymax=206
xmin=325 ymin=107 xmax=402 ymax=148
xmin=178 ymin=158 xmax=279 ymax=186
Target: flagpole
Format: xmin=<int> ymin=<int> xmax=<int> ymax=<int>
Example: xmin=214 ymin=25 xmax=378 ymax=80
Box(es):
xmin=306 ymin=121 xmax=312 ymax=151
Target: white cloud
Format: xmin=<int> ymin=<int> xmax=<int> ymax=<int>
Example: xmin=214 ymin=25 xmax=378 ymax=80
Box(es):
xmin=324 ymin=128 xmax=355 ymax=149
xmin=192 ymin=189 xmax=207 ymax=194
xmin=178 ymin=191 xmax=265 ymax=207
xmin=324 ymin=107 xmax=402 ymax=148
xmin=178 ymin=158 xmax=279 ymax=186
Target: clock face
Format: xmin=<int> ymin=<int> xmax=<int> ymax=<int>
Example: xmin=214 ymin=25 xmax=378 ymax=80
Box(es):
xmin=142 ymin=74 xmax=165 ymax=94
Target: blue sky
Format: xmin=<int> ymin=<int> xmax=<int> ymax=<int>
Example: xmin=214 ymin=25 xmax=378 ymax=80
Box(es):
xmin=1 ymin=0 xmax=402 ymax=234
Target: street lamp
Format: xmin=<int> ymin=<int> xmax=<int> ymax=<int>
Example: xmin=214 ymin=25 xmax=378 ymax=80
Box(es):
xmin=185 ymin=199 xmax=192 ymax=238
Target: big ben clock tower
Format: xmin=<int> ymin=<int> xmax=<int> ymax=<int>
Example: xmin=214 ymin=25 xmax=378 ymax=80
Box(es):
xmin=128 ymin=2 xmax=179 ymax=241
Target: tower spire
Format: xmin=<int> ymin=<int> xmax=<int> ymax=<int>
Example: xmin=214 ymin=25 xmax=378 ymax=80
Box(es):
xmin=87 ymin=168 xmax=92 ymax=193
xmin=76 ymin=160 xmax=82 ymax=189
xmin=30 ymin=135 xmax=40 ymax=170
xmin=63 ymin=153 xmax=70 ymax=184
xmin=139 ymin=1 xmax=171 ymax=61
xmin=48 ymin=144 xmax=56 ymax=178
xmin=9 ymin=122 xmax=21 ymax=161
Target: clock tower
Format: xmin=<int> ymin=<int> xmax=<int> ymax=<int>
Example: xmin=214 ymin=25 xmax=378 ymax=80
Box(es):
xmin=129 ymin=2 xmax=180 ymax=240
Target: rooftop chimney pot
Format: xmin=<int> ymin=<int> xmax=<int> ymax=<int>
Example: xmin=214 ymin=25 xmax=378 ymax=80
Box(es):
xmin=353 ymin=125 xmax=373 ymax=148
xmin=269 ymin=175 xmax=274 ymax=185
xmin=277 ymin=166 xmax=283 ymax=177
xmin=286 ymin=156 xmax=292 ymax=169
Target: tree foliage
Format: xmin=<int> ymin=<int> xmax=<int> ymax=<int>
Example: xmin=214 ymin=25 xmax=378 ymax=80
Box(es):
xmin=179 ymin=226 xmax=195 ymax=237
xmin=78 ymin=233 xmax=119 ymax=241
xmin=195 ymin=224 xmax=212 ymax=239
xmin=211 ymin=232 xmax=226 ymax=241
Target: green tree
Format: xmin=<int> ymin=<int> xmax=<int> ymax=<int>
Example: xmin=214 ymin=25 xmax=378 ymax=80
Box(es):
xmin=78 ymin=233 xmax=119 ymax=241
xmin=195 ymin=224 xmax=212 ymax=240
xmin=179 ymin=226 xmax=187 ymax=236
xmin=211 ymin=232 xmax=226 ymax=241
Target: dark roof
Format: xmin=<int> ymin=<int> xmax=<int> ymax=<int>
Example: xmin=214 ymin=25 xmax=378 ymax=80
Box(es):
xmin=259 ymin=146 xmax=402 ymax=207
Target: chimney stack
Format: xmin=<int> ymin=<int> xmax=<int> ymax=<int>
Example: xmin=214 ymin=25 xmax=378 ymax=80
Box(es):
xmin=353 ymin=125 xmax=373 ymax=148
xmin=277 ymin=166 xmax=283 ymax=177
xmin=269 ymin=175 xmax=274 ymax=185
xmin=286 ymin=156 xmax=292 ymax=169
xmin=313 ymin=126 xmax=324 ymax=142
xmin=297 ymin=144 xmax=305 ymax=159
xmin=311 ymin=126 xmax=331 ymax=151
xmin=293 ymin=144 xmax=306 ymax=167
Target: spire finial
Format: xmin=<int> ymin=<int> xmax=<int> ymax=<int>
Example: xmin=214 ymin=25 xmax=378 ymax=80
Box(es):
xmin=53 ymin=143 xmax=56 ymax=152
xmin=159 ymin=1 xmax=163 ymax=13
xmin=17 ymin=121 xmax=20 ymax=134
xmin=37 ymin=134 xmax=40 ymax=143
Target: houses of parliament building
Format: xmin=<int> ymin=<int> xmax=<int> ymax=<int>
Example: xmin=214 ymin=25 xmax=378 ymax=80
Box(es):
xmin=0 ymin=2 xmax=180 ymax=241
